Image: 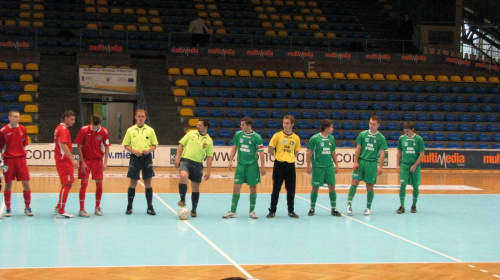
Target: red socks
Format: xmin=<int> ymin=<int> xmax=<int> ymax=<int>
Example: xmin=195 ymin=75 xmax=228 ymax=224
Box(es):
xmin=23 ymin=190 xmax=31 ymax=208
xmin=95 ymin=181 xmax=103 ymax=208
xmin=57 ymin=185 xmax=71 ymax=213
xmin=79 ymin=180 xmax=89 ymax=211
xmin=4 ymin=191 xmax=11 ymax=209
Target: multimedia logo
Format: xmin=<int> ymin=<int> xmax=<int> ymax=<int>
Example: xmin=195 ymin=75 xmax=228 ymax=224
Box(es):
xmin=421 ymin=152 xmax=465 ymax=168
xmin=483 ymin=154 xmax=500 ymax=164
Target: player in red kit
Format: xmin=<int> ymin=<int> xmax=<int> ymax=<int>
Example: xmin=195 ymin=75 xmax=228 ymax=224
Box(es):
xmin=0 ymin=110 xmax=33 ymax=217
xmin=54 ymin=110 xmax=79 ymax=218
xmin=75 ymin=115 xmax=110 ymax=217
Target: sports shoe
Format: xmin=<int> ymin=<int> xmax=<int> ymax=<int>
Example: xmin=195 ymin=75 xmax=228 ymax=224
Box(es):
xmin=308 ymin=208 xmax=315 ymax=216
xmin=147 ymin=207 xmax=156 ymax=215
xmin=178 ymin=200 xmax=186 ymax=207
xmin=248 ymin=211 xmax=258 ymax=219
xmin=54 ymin=207 xmax=59 ymax=214
xmin=95 ymin=207 xmax=103 ymax=216
xmin=57 ymin=212 xmax=74 ymax=219
xmin=222 ymin=211 xmax=237 ymax=218
xmin=288 ymin=212 xmax=299 ymax=218
xmin=331 ymin=208 xmax=342 ymax=217
xmin=190 ymin=210 xmax=197 ymax=217
xmin=24 ymin=208 xmax=34 ymax=216
xmin=346 ymin=205 xmax=353 ymax=215
xmin=5 ymin=209 xmax=12 ymax=217
xmin=79 ymin=210 xmax=90 ymax=218
xmin=125 ymin=207 xmax=133 ymax=215
xmin=363 ymin=208 xmax=371 ymax=216
xmin=266 ymin=210 xmax=275 ymax=218
xmin=411 ymin=205 xmax=417 ymax=213
xmin=397 ymin=206 xmax=405 ymax=214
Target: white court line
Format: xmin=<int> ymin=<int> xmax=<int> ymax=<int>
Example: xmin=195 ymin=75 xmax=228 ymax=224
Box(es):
xmin=136 ymin=181 xmax=255 ymax=280
xmin=0 ymin=200 xmax=4 ymax=221
xmin=295 ymin=195 xmax=463 ymax=263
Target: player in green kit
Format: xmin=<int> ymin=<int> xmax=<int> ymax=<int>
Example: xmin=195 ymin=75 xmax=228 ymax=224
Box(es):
xmin=396 ymin=121 xmax=425 ymax=214
xmin=222 ymin=117 xmax=266 ymax=219
xmin=347 ymin=116 xmax=388 ymax=216
xmin=306 ymin=119 xmax=341 ymax=217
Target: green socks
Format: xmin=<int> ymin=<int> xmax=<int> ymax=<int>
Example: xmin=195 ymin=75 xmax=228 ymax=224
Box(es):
xmin=249 ymin=194 xmax=257 ymax=212
xmin=230 ymin=194 xmax=240 ymax=212
xmin=310 ymin=191 xmax=318 ymax=209
xmin=347 ymin=185 xmax=357 ymax=206
xmin=412 ymin=186 xmax=419 ymax=207
xmin=367 ymin=190 xmax=374 ymax=209
xmin=399 ymin=184 xmax=407 ymax=207
xmin=329 ymin=191 xmax=337 ymax=209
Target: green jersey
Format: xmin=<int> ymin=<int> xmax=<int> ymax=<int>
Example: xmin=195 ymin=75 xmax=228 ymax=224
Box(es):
xmin=355 ymin=130 xmax=388 ymax=162
xmin=398 ymin=134 xmax=425 ymax=165
xmin=179 ymin=130 xmax=214 ymax=163
xmin=307 ymin=133 xmax=337 ymax=168
xmin=233 ymin=130 xmax=264 ymax=165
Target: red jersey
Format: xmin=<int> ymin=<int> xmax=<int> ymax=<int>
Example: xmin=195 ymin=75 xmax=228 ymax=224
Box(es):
xmin=54 ymin=123 xmax=73 ymax=161
xmin=75 ymin=125 xmax=110 ymax=160
xmin=0 ymin=124 xmax=28 ymax=158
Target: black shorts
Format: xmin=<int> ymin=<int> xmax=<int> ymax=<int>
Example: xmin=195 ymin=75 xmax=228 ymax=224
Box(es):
xmin=179 ymin=158 xmax=203 ymax=183
xmin=127 ymin=154 xmax=155 ymax=181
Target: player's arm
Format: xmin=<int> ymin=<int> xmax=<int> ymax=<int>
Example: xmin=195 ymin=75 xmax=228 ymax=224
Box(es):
xmin=396 ymin=149 xmax=402 ymax=173
xmin=143 ymin=144 xmax=156 ymax=155
xmin=258 ymin=150 xmax=266 ymax=176
xmin=124 ymin=145 xmax=141 ymax=157
xmin=353 ymin=144 xmax=361 ymax=171
xmin=175 ymin=143 xmax=184 ymax=168
xmin=77 ymin=144 xmax=86 ymax=171
xmin=103 ymin=145 xmax=109 ymax=170
xmin=228 ymin=145 xmax=237 ymax=170
xmin=332 ymin=150 xmax=339 ymax=174
xmin=410 ymin=151 xmax=425 ymax=173
xmin=377 ymin=149 xmax=386 ymax=176
xmin=306 ymin=149 xmax=312 ymax=174
xmin=61 ymin=142 xmax=79 ymax=168
xmin=267 ymin=145 xmax=275 ymax=156
xmin=204 ymin=156 xmax=213 ymax=180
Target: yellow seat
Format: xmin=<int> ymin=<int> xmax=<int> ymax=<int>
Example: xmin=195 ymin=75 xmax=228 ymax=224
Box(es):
xmin=293 ymin=71 xmax=306 ymax=78
xmin=32 ymin=21 xmax=44 ymax=28
xmin=19 ymin=20 xmax=31 ymax=27
xmin=0 ymin=62 xmax=8 ymax=70
xmin=26 ymin=125 xmax=39 ymax=134
xmin=188 ymin=119 xmax=199 ymax=127
xmin=26 ymin=63 xmax=39 ymax=71
xmin=293 ymin=15 xmax=304 ymax=21
xmin=306 ymin=71 xmax=319 ymax=79
xmin=305 ymin=16 xmax=315 ymax=22
xmin=32 ymin=12 xmax=44 ymax=19
xmin=372 ymin=73 xmax=385 ymax=81
xmin=98 ymin=7 xmax=109 ymax=13
xmin=238 ymin=70 xmax=251 ymax=77
xmin=487 ymin=76 xmax=499 ymax=83
xmin=151 ymin=26 xmax=163 ymax=32
xmin=179 ymin=108 xmax=194 ymax=117
xmin=360 ymin=73 xmax=372 ymax=80
xmin=85 ymin=0 xmax=95 ymax=4
xmin=285 ymin=0 xmax=294 ymax=6
xmin=92 ymin=65 xmax=103 ymax=68
xmin=85 ymin=7 xmax=97 ymax=13
xmin=326 ymin=32 xmax=336 ymax=38
xmin=20 ymin=3 xmax=31 ymax=9
xmin=111 ymin=7 xmax=121 ymax=14
xmin=136 ymin=8 xmax=146 ymax=15
xmin=196 ymin=68 xmax=209 ymax=76
xmin=313 ymin=32 xmax=324 ymax=38
xmin=265 ymin=30 xmax=276 ymax=36
xmin=97 ymin=0 xmax=108 ymax=4
xmin=398 ymin=74 xmax=411 ymax=81
xmin=258 ymin=14 xmax=269 ymax=20
xmin=223 ymin=69 xmax=236 ymax=77
xmin=312 ymin=8 xmax=322 ymax=14
xmin=254 ymin=6 xmax=264 ymax=12
xmin=274 ymin=0 xmax=284 ymax=5
xmin=182 ymin=68 xmax=195 ymax=76
xmin=24 ymin=104 xmax=39 ymax=113
xmin=210 ymin=12 xmax=220 ymax=18
xmin=198 ymin=11 xmax=208 ymax=18
xmin=252 ymin=70 xmax=265 ymax=77
xmin=215 ymin=28 xmax=226 ymax=34
xmin=386 ymin=74 xmax=398 ymax=81
xmin=270 ymin=14 xmax=280 ymax=21
xmin=437 ymin=75 xmax=450 ymax=82
xmin=5 ymin=20 xmax=17 ymax=26
xmin=262 ymin=22 xmax=272 ymax=28
xmin=19 ymin=115 xmax=33 ymax=123
xmin=20 ymin=74 xmax=34 ymax=82
xmin=262 ymin=0 xmax=272 ymax=4
xmin=148 ymin=9 xmax=160 ymax=16
xmin=274 ymin=22 xmax=285 ymax=29
xmin=347 ymin=73 xmax=359 ymax=80
xmin=27 ymin=136 xmax=32 ymax=144
xmin=19 ymin=94 xmax=33 ymax=102
xmin=213 ymin=20 xmax=224 ymax=27
xmin=19 ymin=11 xmax=31 ymax=18
xmin=475 ymin=76 xmax=488 ymax=83
xmin=175 ymin=79 xmax=188 ymax=87
xmin=173 ymin=89 xmax=186 ymax=96
xmin=450 ymin=75 xmax=463 ymax=83
xmin=281 ymin=15 xmax=292 ymax=21
xmin=333 ymin=72 xmax=346 ymax=80
xmin=265 ymin=6 xmax=276 ymax=12
xmin=138 ymin=25 xmax=150 ymax=32
xmin=181 ymin=98 xmax=195 ymax=107
xmin=308 ymin=1 xmax=318 ymax=7
xmin=297 ymin=0 xmax=306 ymax=6
xmin=123 ymin=8 xmax=134 ymax=14
xmin=277 ymin=31 xmax=288 ymax=37
xmin=298 ymin=23 xmax=309 ymax=29
xmin=266 ymin=70 xmax=278 ymax=78
xmin=207 ymin=4 xmax=217 ymax=10
xmin=424 ymin=75 xmax=437 ymax=82
xmin=24 ymin=84 xmax=38 ymax=92
xmin=138 ymin=17 xmax=149 ymax=23
xmin=87 ymin=23 xmax=99 ymax=29
xmin=251 ymin=0 xmax=261 ymax=4
xmin=319 ymin=72 xmax=332 ymax=79
xmin=411 ymin=74 xmax=424 ymax=82
xmin=317 ymin=16 xmax=327 ymax=22
xmin=211 ymin=69 xmax=224 ymax=76
xmin=279 ymin=71 xmax=292 ymax=78
xmin=11 ymin=63 xmax=24 ymax=70
xmin=463 ymin=76 xmax=475 ymax=83
xmin=150 ymin=17 xmax=161 ymax=24
xmin=300 ymin=8 xmax=310 ymax=14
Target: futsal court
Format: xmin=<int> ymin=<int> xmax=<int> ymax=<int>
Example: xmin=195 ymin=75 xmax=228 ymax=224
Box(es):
xmin=0 ymin=167 xmax=499 ymax=280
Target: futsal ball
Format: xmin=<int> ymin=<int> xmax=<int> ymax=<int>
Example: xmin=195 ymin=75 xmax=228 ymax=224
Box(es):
xmin=177 ymin=207 xmax=190 ymax=220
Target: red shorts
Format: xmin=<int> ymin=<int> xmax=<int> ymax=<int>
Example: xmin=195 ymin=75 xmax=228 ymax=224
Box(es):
xmin=56 ymin=159 xmax=75 ymax=185
xmin=3 ymin=157 xmax=30 ymax=183
xmin=78 ymin=158 xmax=104 ymax=180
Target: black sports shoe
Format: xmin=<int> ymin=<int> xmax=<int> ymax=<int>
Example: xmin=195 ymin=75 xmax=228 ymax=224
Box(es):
xmin=331 ymin=209 xmax=342 ymax=217
xmin=147 ymin=207 xmax=156 ymax=215
xmin=397 ymin=206 xmax=405 ymax=214
xmin=190 ymin=210 xmax=197 ymax=217
xmin=125 ymin=206 xmax=133 ymax=215
xmin=178 ymin=200 xmax=186 ymax=207
xmin=288 ymin=212 xmax=299 ymax=218
xmin=266 ymin=211 xmax=275 ymax=218
xmin=411 ymin=205 xmax=417 ymax=213
xmin=308 ymin=208 xmax=315 ymax=216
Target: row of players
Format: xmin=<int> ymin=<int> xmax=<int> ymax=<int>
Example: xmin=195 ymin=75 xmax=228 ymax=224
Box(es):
xmin=1 ymin=110 xmax=424 ymax=219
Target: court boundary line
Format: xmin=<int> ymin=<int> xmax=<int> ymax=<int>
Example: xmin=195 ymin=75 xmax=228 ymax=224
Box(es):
xmin=0 ymin=200 xmax=4 ymax=221
xmin=295 ymin=194 xmax=463 ymax=263
xmin=136 ymin=181 xmax=255 ymax=280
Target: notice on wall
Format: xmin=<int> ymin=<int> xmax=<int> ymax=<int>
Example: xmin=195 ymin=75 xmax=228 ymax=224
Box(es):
xmin=79 ymin=67 xmax=137 ymax=94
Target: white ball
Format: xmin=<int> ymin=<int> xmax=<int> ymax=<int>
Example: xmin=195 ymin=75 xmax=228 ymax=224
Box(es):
xmin=177 ymin=207 xmax=190 ymax=220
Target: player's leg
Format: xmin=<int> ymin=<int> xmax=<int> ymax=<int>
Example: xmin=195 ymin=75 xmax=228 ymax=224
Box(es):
xmin=284 ymin=163 xmax=298 ymax=218
xmin=309 ymin=187 xmax=319 ymax=216
xmin=18 ymin=157 xmax=33 ymax=216
xmin=4 ymin=183 xmax=13 ymax=217
xmin=363 ymin=161 xmax=377 ymax=216
xmin=188 ymin=161 xmax=204 ymax=217
xmin=126 ymin=179 xmax=138 ymax=214
xmin=245 ymin=163 xmax=260 ymax=218
xmin=325 ymin=167 xmax=340 ymax=216
xmin=347 ymin=178 xmax=360 ymax=215
xmin=411 ymin=166 xmax=421 ymax=213
xmin=144 ymin=179 xmax=155 ymax=215
xmin=222 ymin=183 xmax=241 ymax=218
xmin=95 ymin=179 xmax=103 ymax=215
xmin=248 ymin=185 xmax=258 ymax=219
xmin=268 ymin=161 xmax=284 ymax=217
xmin=78 ymin=159 xmax=91 ymax=216
xmin=142 ymin=154 xmax=156 ymax=215
xmin=397 ymin=164 xmax=410 ymax=214
xmin=190 ymin=181 xmax=200 ymax=217
xmin=309 ymin=167 xmax=322 ymax=216
xmin=56 ymin=160 xmax=75 ymax=218
xmin=126 ymin=155 xmax=141 ymax=214
xmin=178 ymin=159 xmax=190 ymax=206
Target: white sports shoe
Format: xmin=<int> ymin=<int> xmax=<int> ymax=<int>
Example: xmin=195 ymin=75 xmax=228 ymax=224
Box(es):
xmin=95 ymin=207 xmax=103 ymax=216
xmin=54 ymin=207 xmax=59 ymax=214
xmin=79 ymin=210 xmax=90 ymax=218
xmin=249 ymin=211 xmax=258 ymax=219
xmin=363 ymin=208 xmax=371 ymax=216
xmin=347 ymin=205 xmax=353 ymax=215
xmin=222 ymin=211 xmax=237 ymax=218
xmin=57 ymin=212 xmax=74 ymax=219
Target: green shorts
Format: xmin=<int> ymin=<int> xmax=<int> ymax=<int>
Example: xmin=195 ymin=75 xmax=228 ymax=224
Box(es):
xmin=352 ymin=159 xmax=378 ymax=184
xmin=400 ymin=163 xmax=421 ymax=187
xmin=234 ymin=162 xmax=261 ymax=186
xmin=311 ymin=166 xmax=336 ymax=187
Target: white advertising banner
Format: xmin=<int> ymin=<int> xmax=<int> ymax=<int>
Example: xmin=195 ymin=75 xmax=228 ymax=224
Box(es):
xmin=26 ymin=144 xmax=398 ymax=168
xmin=79 ymin=67 xmax=137 ymax=94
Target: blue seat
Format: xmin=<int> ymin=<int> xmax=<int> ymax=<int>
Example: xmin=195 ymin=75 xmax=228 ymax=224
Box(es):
xmin=7 ymin=84 xmax=22 ymax=92
xmin=493 ymin=143 xmax=500 ymax=149
xmin=2 ymin=94 xmax=16 ymax=102
xmin=491 ymin=134 xmax=500 ymax=142
xmin=301 ymin=111 xmax=313 ymax=119
xmin=233 ymin=81 xmax=246 ymax=88
xmin=329 ymin=102 xmax=341 ymax=110
xmin=331 ymin=83 xmax=342 ymax=90
xmin=343 ymin=131 xmax=356 ymax=140
xmin=289 ymin=92 xmax=301 ymax=99
xmin=477 ymin=143 xmax=490 ymax=149
xmin=467 ymin=105 xmax=480 ymax=112
xmin=432 ymin=142 xmax=445 ymax=148
xmin=195 ymin=109 xmax=209 ymax=117
xmin=444 ymin=114 xmax=456 ymax=122
xmin=359 ymin=112 xmax=371 ymax=120
xmin=275 ymin=91 xmax=287 ymax=99
xmin=227 ymin=100 xmax=239 ymax=107
xmin=317 ymin=83 xmax=329 ymax=90
xmin=388 ymin=132 xmax=400 ymax=140
xmin=358 ymin=84 xmax=369 ymax=91
xmin=297 ymin=130 xmax=310 ymax=139
xmin=387 ymin=113 xmax=400 ymax=121
xmin=450 ymin=86 xmax=461 ymax=93
xmin=330 ymin=111 xmax=342 ymax=120
xmin=413 ymin=104 xmax=425 ymax=111
xmin=440 ymin=104 xmax=452 ymax=112
xmin=247 ymin=91 xmax=259 ymax=98
xmin=424 ymin=85 xmax=435 ymax=93
xmin=289 ymin=82 xmax=301 ymax=89
xmin=300 ymin=101 xmax=313 ymax=109
xmin=261 ymin=91 xmax=273 ymax=99
xmin=204 ymin=80 xmax=217 ymax=87
xmin=489 ymin=87 xmax=499 ymax=94
xmin=427 ymin=95 xmax=439 ymax=102
xmin=373 ymin=94 xmax=385 ymax=101
xmin=242 ymin=100 xmax=255 ymax=108
xmin=400 ymin=103 xmax=411 ymax=111
xmin=332 ymin=92 xmax=344 ymax=100
xmin=374 ymin=112 xmax=386 ymax=120
xmin=304 ymin=92 xmax=316 ymax=99
xmin=257 ymin=100 xmax=269 ymax=108
xmin=486 ymin=114 xmax=498 ymax=122
xmin=411 ymin=85 xmax=422 ymax=92
xmin=213 ymin=139 xmax=226 ymax=146
xmin=441 ymin=95 xmax=452 ymax=103
xmin=275 ymin=82 xmax=287 ymax=89
xmin=487 ymin=124 xmax=499 ymax=132
xmin=344 ymin=84 xmax=356 ymax=91
xmin=471 ymin=124 xmax=485 ymax=132
xmin=297 ymin=121 xmax=310 ymax=129
xmin=481 ymin=105 xmax=493 ymax=112
xmin=262 ymin=140 xmax=270 ymax=146
xmin=443 ymin=123 xmax=456 ymax=131
xmin=253 ymin=120 xmax=265 ymax=128
xmin=357 ymin=122 xmax=369 ymax=130
xmin=430 ymin=114 xmax=443 ymax=121
xmin=453 ymin=104 xmax=467 ymax=112
xmin=429 ymin=123 xmax=442 ymax=131
xmin=344 ymin=112 xmax=357 ymax=120
xmin=233 ymin=90 xmax=245 ymax=98
xmin=316 ymin=111 xmax=328 ymax=119
xmin=420 ymin=132 xmax=431 ymax=141
xmin=286 ymin=101 xmax=299 ymax=108
xmin=476 ymin=133 xmax=490 ymax=142
xmin=267 ymin=120 xmax=280 ymax=128
xmin=332 ymin=131 xmax=342 ymax=139
xmin=447 ymin=143 xmax=460 ymax=149
xmin=212 ymin=99 xmax=224 ymax=107
xmin=385 ymin=103 xmax=397 ymax=111
xmin=241 ymin=110 xmax=254 ymax=117
xmin=219 ymin=129 xmax=233 ymax=138
xmin=415 ymin=123 xmax=427 ymax=131
xmin=432 ymin=133 xmax=446 ymax=141
xmin=388 ymin=142 xmax=398 ymax=148
xmin=476 ymin=86 xmax=487 ymax=94
xmin=437 ymin=86 xmax=449 ymax=93
xmin=345 ymin=93 xmax=357 ymax=101
xmin=196 ymin=99 xmax=211 ymax=107
xmin=462 ymin=133 xmax=475 ymax=142
xmin=386 ymin=94 xmax=399 ymax=102
xmin=371 ymin=84 xmax=383 ymax=91
xmin=247 ymin=81 xmax=260 ymax=88
xmin=384 ymin=84 xmax=396 ymax=92
xmin=401 ymin=94 xmax=412 ymax=102
xmin=304 ymin=82 xmax=315 ymax=90
xmin=342 ymin=122 xmax=355 ymax=130
xmin=385 ymin=122 xmax=398 ymax=130
xmin=262 ymin=81 xmax=273 ymax=88
xmin=317 ymin=92 xmax=330 ymax=100
xmin=458 ymin=114 xmax=471 ymax=122
xmin=457 ymin=123 xmax=470 ymax=131
xmin=271 ymin=111 xmax=284 ymax=118
xmin=207 ymin=129 xmax=217 ymax=138
xmin=416 ymin=113 xmax=429 ymax=121
xmin=271 ymin=101 xmax=284 ymax=108
xmin=427 ymin=104 xmax=438 ymax=111
xmin=211 ymin=109 xmax=224 ymax=117
xmin=226 ymin=110 xmax=239 ymax=118
xmin=343 ymin=102 xmax=356 ymax=110
xmin=447 ymin=133 xmax=461 ymax=141
xmin=340 ymin=141 xmax=354 ymax=147
xmin=220 ymin=120 xmax=234 ymax=128
xmin=266 ymin=130 xmax=278 ymax=139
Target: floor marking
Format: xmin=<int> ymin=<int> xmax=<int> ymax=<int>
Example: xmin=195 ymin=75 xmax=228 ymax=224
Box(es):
xmin=481 ymin=270 xmax=489 ymax=273
xmin=493 ymin=275 xmax=500 ymax=278
xmin=469 ymin=265 xmax=476 ymax=268
xmin=136 ymin=181 xmax=254 ymax=280
xmin=0 ymin=200 xmax=4 ymax=221
xmin=296 ymin=195 xmax=463 ymax=263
